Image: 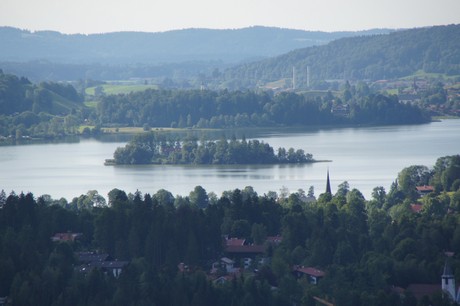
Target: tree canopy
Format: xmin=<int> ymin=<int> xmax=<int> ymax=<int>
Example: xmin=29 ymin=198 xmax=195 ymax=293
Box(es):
xmin=111 ymin=133 xmax=314 ymax=165
xmin=1 ymin=155 xmax=460 ymax=305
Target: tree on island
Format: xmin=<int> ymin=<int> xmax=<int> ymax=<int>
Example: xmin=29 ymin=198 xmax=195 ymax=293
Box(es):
xmin=110 ymin=133 xmax=315 ymax=165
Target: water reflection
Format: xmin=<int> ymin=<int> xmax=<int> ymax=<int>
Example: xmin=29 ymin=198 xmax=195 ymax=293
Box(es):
xmin=1 ymin=120 xmax=459 ymax=201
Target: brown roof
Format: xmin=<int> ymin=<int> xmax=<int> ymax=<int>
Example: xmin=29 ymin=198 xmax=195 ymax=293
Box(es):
xmin=294 ymin=266 xmax=325 ymax=277
xmin=225 ymin=244 xmax=266 ymax=254
xmin=406 ymin=284 xmax=441 ymax=300
xmin=226 ymin=238 xmax=246 ymax=246
xmin=416 ymin=185 xmax=434 ymax=192
xmin=410 ymin=204 xmax=423 ymax=213
xmin=51 ymin=232 xmax=82 ymax=242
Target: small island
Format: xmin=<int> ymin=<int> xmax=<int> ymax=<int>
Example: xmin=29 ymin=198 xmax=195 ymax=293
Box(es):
xmin=107 ymin=132 xmax=316 ymax=165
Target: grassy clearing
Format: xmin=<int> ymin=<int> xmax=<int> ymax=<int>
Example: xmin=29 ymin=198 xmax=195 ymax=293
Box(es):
xmin=432 ymin=116 xmax=460 ymax=120
xmin=85 ymin=84 xmax=158 ymax=95
xmin=402 ymin=70 xmax=460 ymax=80
xmin=264 ymin=79 xmax=289 ymax=89
xmin=384 ymin=89 xmax=399 ymax=95
xmin=84 ymin=101 xmax=98 ymax=108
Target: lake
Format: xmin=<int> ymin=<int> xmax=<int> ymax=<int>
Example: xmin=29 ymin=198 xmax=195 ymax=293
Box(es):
xmin=0 ymin=120 xmax=459 ymax=201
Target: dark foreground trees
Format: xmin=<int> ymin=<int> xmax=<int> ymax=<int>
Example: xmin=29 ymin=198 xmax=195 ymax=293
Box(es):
xmin=1 ymin=155 xmax=460 ymax=305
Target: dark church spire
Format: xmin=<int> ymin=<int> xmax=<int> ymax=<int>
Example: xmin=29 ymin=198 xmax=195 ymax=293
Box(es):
xmin=326 ymin=169 xmax=331 ymax=194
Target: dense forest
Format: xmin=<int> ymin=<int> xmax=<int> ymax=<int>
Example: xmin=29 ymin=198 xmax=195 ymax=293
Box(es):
xmin=96 ymin=87 xmax=429 ymax=128
xmin=1 ymin=155 xmax=460 ymax=305
xmin=0 ymin=68 xmax=432 ymax=140
xmin=0 ymin=70 xmax=88 ymax=139
xmin=225 ymin=24 xmax=460 ymax=88
xmin=110 ymin=133 xmax=314 ymax=165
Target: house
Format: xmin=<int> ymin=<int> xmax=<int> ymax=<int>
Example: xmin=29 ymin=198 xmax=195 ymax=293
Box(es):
xmin=0 ymin=296 xmax=9 ymax=306
xmin=331 ymin=104 xmax=350 ymax=117
xmin=225 ymin=237 xmax=246 ymax=246
xmin=293 ymin=266 xmax=325 ymax=284
xmin=51 ymin=232 xmax=82 ymax=242
xmin=212 ymin=275 xmax=235 ymax=285
xmin=243 ymin=257 xmax=253 ymax=269
xmin=221 ymin=257 xmax=237 ymax=273
xmin=393 ymin=256 xmax=460 ymax=303
xmin=416 ymin=185 xmax=434 ymax=196
xmin=76 ymin=251 xmax=109 ymax=263
xmin=405 ymin=284 xmax=442 ymax=301
xmin=224 ymin=237 xmax=267 ymax=258
xmin=75 ymin=251 xmax=128 ymax=278
xmin=225 ymin=244 xmax=266 ymax=256
xmin=79 ymin=260 xmax=129 ymax=278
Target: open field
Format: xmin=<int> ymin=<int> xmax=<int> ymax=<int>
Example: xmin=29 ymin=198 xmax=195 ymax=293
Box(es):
xmin=85 ymin=84 xmax=159 ymax=96
xmin=401 ymin=70 xmax=460 ymax=81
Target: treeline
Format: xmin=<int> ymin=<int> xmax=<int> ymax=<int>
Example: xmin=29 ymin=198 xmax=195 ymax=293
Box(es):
xmin=0 ymin=70 xmax=86 ymax=139
xmin=0 ymin=70 xmax=82 ymax=115
xmin=96 ymin=88 xmax=429 ymax=128
xmin=396 ymin=155 xmax=460 ymax=202
xmin=1 ymin=155 xmax=460 ymax=305
xmin=0 ymin=70 xmax=431 ymax=140
xmin=225 ymin=24 xmax=460 ymax=88
xmin=111 ymin=133 xmax=314 ymax=165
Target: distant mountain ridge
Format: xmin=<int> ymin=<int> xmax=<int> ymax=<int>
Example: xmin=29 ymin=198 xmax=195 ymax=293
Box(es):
xmin=224 ymin=24 xmax=460 ymax=87
xmin=0 ymin=26 xmax=392 ymax=65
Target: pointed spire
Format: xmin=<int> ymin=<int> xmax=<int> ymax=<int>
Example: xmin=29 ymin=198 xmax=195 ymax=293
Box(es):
xmin=442 ymin=257 xmax=457 ymax=301
xmin=326 ymin=169 xmax=331 ymax=194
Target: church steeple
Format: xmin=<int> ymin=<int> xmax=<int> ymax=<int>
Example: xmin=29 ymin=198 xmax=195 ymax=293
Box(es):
xmin=325 ymin=169 xmax=332 ymax=194
xmin=442 ymin=257 xmax=457 ymax=301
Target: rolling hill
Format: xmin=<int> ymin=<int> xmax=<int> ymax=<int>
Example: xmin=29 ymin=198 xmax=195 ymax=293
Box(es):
xmin=0 ymin=26 xmax=390 ymax=81
xmin=224 ymin=24 xmax=460 ymax=88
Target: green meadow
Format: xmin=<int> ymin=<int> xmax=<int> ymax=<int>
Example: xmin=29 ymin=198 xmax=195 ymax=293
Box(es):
xmin=85 ymin=83 xmax=159 ymax=96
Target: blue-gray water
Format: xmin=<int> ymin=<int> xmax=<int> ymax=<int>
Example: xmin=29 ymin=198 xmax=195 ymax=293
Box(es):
xmin=1 ymin=120 xmax=459 ymax=201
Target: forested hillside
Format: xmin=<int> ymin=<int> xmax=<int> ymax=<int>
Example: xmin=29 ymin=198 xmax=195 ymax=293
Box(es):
xmin=0 ymin=69 xmax=431 ymax=141
xmin=96 ymin=88 xmax=429 ymax=128
xmin=225 ymin=24 xmax=460 ymax=88
xmin=0 ymin=27 xmax=390 ymax=82
xmin=0 ymin=26 xmax=390 ymax=65
xmin=0 ymin=70 xmax=82 ymax=115
xmin=0 ymin=70 xmax=85 ymax=139
xmin=0 ymin=155 xmax=459 ymax=305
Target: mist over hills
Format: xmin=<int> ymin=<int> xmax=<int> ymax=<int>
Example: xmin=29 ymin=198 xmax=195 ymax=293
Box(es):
xmin=1 ymin=25 xmax=458 ymax=86
xmin=0 ymin=26 xmax=391 ymax=64
xmin=0 ymin=26 xmax=390 ymax=81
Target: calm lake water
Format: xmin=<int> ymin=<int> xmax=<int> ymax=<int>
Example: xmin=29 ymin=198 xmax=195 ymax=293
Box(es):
xmin=1 ymin=120 xmax=459 ymax=201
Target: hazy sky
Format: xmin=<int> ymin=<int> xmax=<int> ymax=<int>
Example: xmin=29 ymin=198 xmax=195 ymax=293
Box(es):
xmin=1 ymin=0 xmax=459 ymax=34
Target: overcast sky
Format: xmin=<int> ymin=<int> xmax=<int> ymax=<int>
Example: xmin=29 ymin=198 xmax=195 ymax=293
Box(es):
xmin=1 ymin=0 xmax=459 ymax=34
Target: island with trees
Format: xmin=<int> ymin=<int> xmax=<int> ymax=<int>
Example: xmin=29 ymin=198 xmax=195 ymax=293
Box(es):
xmin=0 ymin=154 xmax=460 ymax=305
xmin=108 ymin=133 xmax=315 ymax=165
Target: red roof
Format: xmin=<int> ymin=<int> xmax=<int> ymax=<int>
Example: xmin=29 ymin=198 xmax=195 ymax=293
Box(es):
xmin=410 ymin=204 xmax=423 ymax=213
xmin=406 ymin=284 xmax=441 ymax=300
xmin=226 ymin=238 xmax=246 ymax=246
xmin=416 ymin=185 xmax=434 ymax=192
xmin=294 ymin=266 xmax=325 ymax=277
xmin=51 ymin=232 xmax=82 ymax=242
xmin=225 ymin=244 xmax=266 ymax=254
